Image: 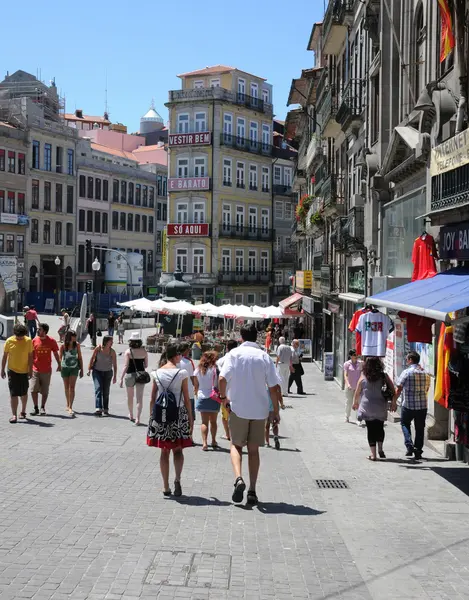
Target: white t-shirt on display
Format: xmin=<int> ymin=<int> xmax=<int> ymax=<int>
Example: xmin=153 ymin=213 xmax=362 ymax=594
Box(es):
xmin=355 ymin=311 xmax=392 ymax=357
xmin=179 ymin=356 xmax=195 ymax=398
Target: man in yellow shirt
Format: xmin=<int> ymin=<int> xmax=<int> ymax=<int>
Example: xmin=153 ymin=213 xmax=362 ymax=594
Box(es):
xmin=1 ymin=323 xmax=33 ymax=423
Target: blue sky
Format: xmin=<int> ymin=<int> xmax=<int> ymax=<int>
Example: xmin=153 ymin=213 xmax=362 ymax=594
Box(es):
xmin=2 ymin=0 xmax=323 ymax=132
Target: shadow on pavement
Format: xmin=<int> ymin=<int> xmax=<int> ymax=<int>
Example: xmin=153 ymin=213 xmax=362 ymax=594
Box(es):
xmin=172 ymin=496 xmax=231 ymax=507
xmin=44 ymin=413 xmax=74 ymax=420
xmin=251 ymin=502 xmax=325 ymax=516
xmin=22 ymin=419 xmax=55 ymax=428
xmin=386 ymin=457 xmax=449 ymax=465
xmin=400 ymin=466 xmax=469 ymax=497
xmin=75 ymin=411 xmax=130 ymax=420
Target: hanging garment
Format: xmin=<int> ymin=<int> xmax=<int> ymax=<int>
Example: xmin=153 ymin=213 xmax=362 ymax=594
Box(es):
xmin=435 ymin=324 xmax=453 ymax=408
xmin=411 ymin=234 xmax=438 ymax=282
xmin=398 ymin=312 xmax=434 ymax=343
xmin=348 ymin=307 xmax=371 ymax=356
xmin=356 ymin=311 xmax=393 ymax=357
xmin=453 ymin=309 xmax=468 ymax=344
xmin=454 ymin=411 xmax=469 ymax=445
xmin=448 ymin=353 xmax=469 ymax=412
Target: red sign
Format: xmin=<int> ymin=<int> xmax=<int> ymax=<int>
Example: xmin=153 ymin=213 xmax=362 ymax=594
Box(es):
xmin=168 ymin=177 xmax=210 ymax=191
xmin=169 ymin=132 xmax=211 ymax=146
xmin=167 ymin=223 xmax=210 ymax=237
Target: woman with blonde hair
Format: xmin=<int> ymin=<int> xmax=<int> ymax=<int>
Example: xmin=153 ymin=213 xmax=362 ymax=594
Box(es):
xmin=195 ymin=350 xmax=221 ymax=451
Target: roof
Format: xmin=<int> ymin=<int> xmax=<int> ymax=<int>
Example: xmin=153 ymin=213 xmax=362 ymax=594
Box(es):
xmin=90 ymin=143 xmax=137 ymax=161
xmin=177 ymin=64 xmax=267 ymax=81
xmin=141 ymin=107 xmax=163 ymax=122
xmin=307 ymin=22 xmax=323 ymax=51
xmin=132 ymin=144 xmax=168 ymax=167
xmin=65 ymin=113 xmax=111 ymax=124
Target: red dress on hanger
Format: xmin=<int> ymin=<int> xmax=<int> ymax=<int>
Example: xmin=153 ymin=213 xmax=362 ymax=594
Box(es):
xmin=411 ymin=234 xmax=438 ymax=282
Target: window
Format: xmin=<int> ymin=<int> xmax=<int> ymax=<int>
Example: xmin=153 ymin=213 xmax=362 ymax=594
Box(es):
xmin=223 ymin=113 xmax=233 ymax=137
xmin=127 ymin=213 xmax=133 ymax=231
xmin=249 ymin=207 xmax=257 ymax=231
xmin=249 ymin=165 xmax=258 ymax=190
xmin=284 ymin=202 xmax=292 ymax=220
xmin=156 ymin=230 xmax=162 ymax=253
xmin=163 ymin=202 xmax=167 ymax=220
xmin=17 ymin=235 xmax=24 ymax=258
xmin=247 ymin=293 xmax=255 ymax=305
xmin=194 ymin=203 xmax=205 ymax=223
xmin=262 ymin=166 xmax=270 ymax=192
xmin=6 ymin=234 xmax=14 ymax=253
xmin=142 ymin=185 xmax=148 ymax=207
xmin=195 ymin=112 xmax=207 ymax=132
xmin=157 ymin=202 xmax=162 ymax=220
xmin=194 ymin=157 xmax=206 ymax=177
xmin=103 ymin=180 xmax=109 ymax=201
xmin=78 ymin=245 xmax=85 ymax=273
xmin=261 ymin=208 xmax=269 ymax=232
xmin=248 ymin=249 xmax=257 ymax=274
xmin=249 ymin=122 xmax=258 ymax=144
xmin=223 ymin=159 xmax=232 ymax=185
xmin=177 ymin=158 xmax=189 ymax=178
xmin=157 ymin=175 xmax=162 ymax=196
xmin=120 ymin=213 xmax=126 ymax=231
xmin=128 ymin=182 xmax=134 ymax=204
xmin=43 ymin=220 xmax=51 ymax=244
xmin=142 ymin=215 xmax=148 ymax=232
xmin=236 ymin=161 xmax=245 ymax=188
xmin=234 ymin=293 xmax=243 ymax=305
xmin=18 ymin=193 xmax=25 ymax=215
xmin=275 ymin=270 xmax=283 ymax=285
xmin=44 ymin=143 xmax=52 ymax=171
xmin=222 ymin=204 xmax=231 ymax=231
xmin=371 ymin=74 xmax=380 ymax=144
xmin=88 ymin=177 xmax=94 ymax=199
xmin=285 ymin=236 xmax=292 ymax=253
xmin=44 ymin=182 xmax=51 ymax=210
xmin=112 ymin=211 xmax=118 ymax=230
xmin=121 ymin=180 xmax=127 ymax=203
xmin=235 ymin=249 xmax=244 ymax=272
xmin=189 ymin=247 xmax=204 ymax=274
xmin=262 ymin=124 xmax=270 ymax=150
xmin=67 ymin=186 xmax=73 ymax=213
xmin=136 ymin=184 xmax=141 ymax=205
xmin=237 ymin=117 xmax=246 ymax=142
xmin=211 ymin=78 xmax=220 ymax=87
xmin=55 ymin=146 xmax=63 ymax=173
xmin=163 ymin=177 xmax=167 ymax=196
xmin=251 ymin=83 xmax=259 ymax=105
xmin=66 ymin=223 xmax=73 ymax=246
xmin=177 ymin=203 xmax=188 ymax=224
xmin=95 ymin=212 xmax=101 ymax=233
xmin=18 ymin=153 xmax=25 ymax=175
xmin=79 ymin=209 xmax=85 ymax=231
xmin=8 ymin=151 xmax=15 ymax=173
xmin=149 ymin=216 xmax=154 ymax=233
xmin=275 ymin=201 xmax=283 ymax=219
xmin=193 ymin=80 xmax=204 ymax=89
xmin=147 ymin=250 xmax=153 ymax=274
xmin=0 ymin=149 xmax=4 ymax=171
xmin=176 ymin=248 xmax=188 ymax=272
xmin=55 ymin=183 xmax=63 ymax=212
xmin=135 ymin=214 xmax=140 ymax=232
xmin=67 ymin=149 xmax=74 ymax=175
xmin=222 ymin=248 xmax=231 ymax=272
xmin=238 ymin=78 xmax=246 ymax=98
xmin=102 ymin=213 xmax=108 ymax=233
xmin=55 ymin=221 xmax=62 ymax=245
xmin=32 ymin=141 xmax=40 ymax=169
xmin=149 ymin=186 xmax=155 ymax=208
xmin=0 ymin=234 xmax=3 ymax=252
xmin=261 ymin=251 xmax=268 ymax=274
xmin=113 ymin=180 xmax=119 ymax=202
xmin=79 ymin=175 xmax=86 ymax=197
xmin=284 ymin=168 xmax=292 ymax=188
xmin=6 ymin=191 xmax=14 ymax=213
xmin=95 ymin=178 xmax=101 ymax=200
xmin=236 ymin=205 xmax=244 ymax=230
xmin=262 ymin=89 xmax=269 ymax=103
xmin=0 ymin=190 xmax=4 ymax=212
xmin=31 ymin=219 xmax=39 ymax=243
xmin=87 ymin=210 xmax=93 ymax=232
xmin=32 ymin=180 xmax=39 ymax=209
xmin=177 ymin=114 xmax=189 ymax=133
xmin=274 ymin=165 xmax=281 ymax=184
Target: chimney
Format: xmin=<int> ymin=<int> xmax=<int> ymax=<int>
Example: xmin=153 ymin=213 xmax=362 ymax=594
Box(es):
xmin=75 ymin=109 xmax=83 ymax=118
xmin=104 ymin=112 xmax=109 ymax=121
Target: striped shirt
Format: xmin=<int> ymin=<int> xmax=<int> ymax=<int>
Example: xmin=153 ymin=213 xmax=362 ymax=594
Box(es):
xmin=396 ymin=364 xmax=429 ymax=410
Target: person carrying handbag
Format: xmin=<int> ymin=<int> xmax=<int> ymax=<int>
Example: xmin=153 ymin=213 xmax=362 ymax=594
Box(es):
xmin=88 ymin=336 xmax=117 ymax=416
xmin=194 ymin=351 xmax=221 ymax=451
xmin=120 ymin=332 xmax=149 ymax=426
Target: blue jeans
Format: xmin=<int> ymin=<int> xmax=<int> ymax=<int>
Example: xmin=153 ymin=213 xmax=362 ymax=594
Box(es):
xmin=28 ymin=321 xmax=37 ymax=339
xmin=108 ymin=327 xmax=114 ymax=336
xmin=92 ymin=370 xmax=113 ymax=411
xmin=401 ymin=407 xmax=427 ymax=453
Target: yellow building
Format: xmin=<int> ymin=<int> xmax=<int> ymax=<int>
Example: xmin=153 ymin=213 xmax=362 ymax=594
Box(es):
xmin=163 ymin=65 xmax=274 ymax=306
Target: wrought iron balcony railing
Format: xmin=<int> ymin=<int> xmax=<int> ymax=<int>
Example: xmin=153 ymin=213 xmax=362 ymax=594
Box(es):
xmin=168 ymin=88 xmax=273 ymax=114
xmin=336 ymin=79 xmax=364 ymax=128
xmin=220 ymin=133 xmax=272 ymax=156
xmin=219 ymin=225 xmax=274 ymax=241
xmin=273 ymin=184 xmax=294 ymax=196
xmin=218 ymin=270 xmax=273 ymax=285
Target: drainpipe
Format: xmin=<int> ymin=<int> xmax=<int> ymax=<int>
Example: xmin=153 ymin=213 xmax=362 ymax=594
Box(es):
xmin=211 ymin=99 xmax=215 ymax=303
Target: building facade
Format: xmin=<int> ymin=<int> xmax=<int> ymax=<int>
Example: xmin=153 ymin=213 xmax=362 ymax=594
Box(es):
xmin=163 ymin=65 xmax=274 ymax=306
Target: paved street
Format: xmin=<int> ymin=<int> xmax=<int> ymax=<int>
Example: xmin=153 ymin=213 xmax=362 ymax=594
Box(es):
xmin=1 ymin=335 xmax=469 ymax=600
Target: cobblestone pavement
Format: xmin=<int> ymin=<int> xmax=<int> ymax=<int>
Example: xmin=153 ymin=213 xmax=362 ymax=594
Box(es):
xmin=1 ymin=334 xmax=469 ymax=600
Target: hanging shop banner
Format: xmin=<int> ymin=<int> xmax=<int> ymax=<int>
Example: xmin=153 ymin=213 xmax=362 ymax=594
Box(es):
xmin=167 ymin=223 xmax=209 ymax=236
xmin=430 ymin=129 xmax=469 ymax=176
xmin=385 ymin=330 xmax=395 ymax=381
xmin=0 ymin=255 xmax=17 ymax=293
xmin=295 ymin=270 xmax=312 ymax=290
xmin=162 ymin=227 xmax=167 ymax=272
xmin=439 ymin=221 xmax=469 ymax=259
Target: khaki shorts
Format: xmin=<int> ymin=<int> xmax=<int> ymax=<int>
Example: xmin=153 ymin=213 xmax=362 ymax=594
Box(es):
xmin=229 ymin=411 xmax=266 ymax=447
xmin=30 ymin=372 xmax=52 ymax=395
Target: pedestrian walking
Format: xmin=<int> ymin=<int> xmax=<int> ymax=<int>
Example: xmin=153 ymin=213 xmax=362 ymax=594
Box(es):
xmin=265 ymin=370 xmax=283 ymax=449
xmin=265 ymin=326 xmax=272 ymax=355
xmin=107 ymin=312 xmax=116 ymax=337
xmin=288 ymin=339 xmax=306 ymax=395
xmin=392 ymin=351 xmax=429 ymax=460
xmin=276 ymin=336 xmax=293 ymax=397
xmin=353 ymin=357 xmax=395 ymax=461
xmin=88 ymin=336 xmax=117 ymax=416
xmin=117 ymin=315 xmax=125 ymax=343
xmin=1 ymin=323 xmax=33 ymax=423
xmin=60 ymin=330 xmax=84 ymax=416
xmin=195 ymin=351 xmax=221 ymax=451
xmin=120 ymin=332 xmax=149 ymax=425
xmin=24 ymin=305 xmax=39 ymax=339
xmin=30 ymin=323 xmax=61 ymax=416
xmin=343 ymin=349 xmax=363 ymax=424
xmin=219 ymin=323 xmax=280 ymax=505
xmin=86 ymin=313 xmax=96 ymax=343
xmin=147 ymin=343 xmax=193 ymax=497
xmin=217 ymin=340 xmax=238 ymax=441
xmin=58 ymin=308 xmax=70 ymax=343
xmin=178 ymin=342 xmax=198 ymax=429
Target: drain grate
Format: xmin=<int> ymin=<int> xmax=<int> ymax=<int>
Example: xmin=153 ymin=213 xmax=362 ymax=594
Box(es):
xmin=283 ymin=404 xmax=293 ymax=409
xmin=316 ymin=479 xmax=349 ymax=489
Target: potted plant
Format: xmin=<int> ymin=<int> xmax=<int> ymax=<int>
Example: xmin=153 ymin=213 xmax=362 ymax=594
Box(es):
xmin=295 ymin=194 xmax=314 ymax=228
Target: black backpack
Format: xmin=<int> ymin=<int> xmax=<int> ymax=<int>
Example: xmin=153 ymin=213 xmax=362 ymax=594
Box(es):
xmin=152 ymin=370 xmax=180 ymax=424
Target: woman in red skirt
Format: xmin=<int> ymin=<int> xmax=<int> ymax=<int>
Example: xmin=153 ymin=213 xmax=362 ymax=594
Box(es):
xmin=147 ymin=344 xmax=194 ymax=497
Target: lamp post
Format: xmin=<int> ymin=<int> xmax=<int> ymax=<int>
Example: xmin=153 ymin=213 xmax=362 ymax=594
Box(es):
xmin=92 ymin=257 xmax=101 ymax=347
xmin=54 ymin=256 xmax=61 ymax=315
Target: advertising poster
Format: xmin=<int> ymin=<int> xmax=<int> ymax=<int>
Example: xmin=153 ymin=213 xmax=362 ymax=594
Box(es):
xmin=0 ymin=256 xmax=18 ymax=293
xmin=385 ymin=330 xmax=395 ymax=380
xmin=298 ymin=339 xmax=312 ymax=359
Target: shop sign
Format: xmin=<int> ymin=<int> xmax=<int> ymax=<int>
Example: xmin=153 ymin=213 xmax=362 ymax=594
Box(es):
xmin=302 ymin=296 xmax=314 ymax=314
xmin=327 ymin=301 xmax=340 ymax=314
xmin=0 ymin=255 xmax=17 ymax=293
xmin=385 ymin=330 xmax=395 ymax=380
xmin=295 ymin=270 xmax=312 ymax=290
xmin=324 ymin=352 xmax=334 ymax=380
xmin=440 ymin=221 xmax=469 ymax=259
xmin=348 ymin=266 xmax=365 ymax=294
xmin=298 ymin=339 xmax=312 ymax=359
xmin=193 ymin=318 xmax=203 ymax=330
xmin=167 ymin=223 xmax=210 ymax=237
xmin=169 ymin=132 xmax=212 ymax=146
xmin=168 ymin=177 xmax=210 ymax=191
xmin=0 ymin=213 xmax=29 ymax=226
xmin=430 ymin=129 xmax=469 ymax=176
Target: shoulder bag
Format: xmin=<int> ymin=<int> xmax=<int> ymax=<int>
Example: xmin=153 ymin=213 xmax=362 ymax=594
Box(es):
xmin=129 ymin=348 xmax=151 ymax=384
xmin=381 ymin=374 xmax=394 ymax=402
xmin=210 ymin=367 xmax=221 ymax=403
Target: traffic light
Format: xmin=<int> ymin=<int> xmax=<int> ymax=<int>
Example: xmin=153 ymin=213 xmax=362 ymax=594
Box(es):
xmin=85 ymin=280 xmax=93 ymax=294
xmin=85 ymin=239 xmax=92 ymax=259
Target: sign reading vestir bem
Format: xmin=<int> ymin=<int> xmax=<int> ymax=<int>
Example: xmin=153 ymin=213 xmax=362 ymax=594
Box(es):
xmin=440 ymin=221 xmax=469 ymax=259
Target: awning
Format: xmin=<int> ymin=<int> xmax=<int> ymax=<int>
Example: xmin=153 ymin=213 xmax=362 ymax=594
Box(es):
xmin=338 ymin=293 xmax=365 ymax=303
xmin=366 ymin=269 xmax=469 ymax=322
xmin=279 ymin=292 xmax=303 ymax=310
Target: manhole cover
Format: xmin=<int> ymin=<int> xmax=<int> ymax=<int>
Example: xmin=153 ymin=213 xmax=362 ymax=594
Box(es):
xmin=316 ymin=479 xmax=349 ymax=489
xmin=145 ymin=551 xmax=231 ymax=589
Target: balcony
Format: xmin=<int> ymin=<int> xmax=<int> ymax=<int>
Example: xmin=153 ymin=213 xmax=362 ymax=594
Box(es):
xmin=274 ymin=250 xmax=294 ymax=264
xmin=220 ymin=133 xmax=272 ymax=157
xmin=0 ymin=212 xmax=29 ymax=226
xmin=342 ymin=206 xmax=364 ymax=251
xmin=322 ymin=174 xmax=345 ymax=217
xmin=315 ymin=68 xmax=328 ymax=106
xmin=273 ymin=184 xmax=294 ymax=196
xmin=219 ymin=225 xmax=274 ymax=241
xmin=306 ymin=134 xmax=324 ymax=172
xmin=317 ymin=88 xmax=340 ymax=138
xmin=218 ymin=270 xmax=273 ymax=285
xmin=168 ymin=87 xmax=273 ymax=115
xmin=431 ymin=162 xmax=469 ymax=212
xmin=322 ymin=0 xmax=353 ymax=55
xmin=168 ymin=176 xmax=211 ymax=192
xmin=336 ymin=79 xmax=364 ymax=133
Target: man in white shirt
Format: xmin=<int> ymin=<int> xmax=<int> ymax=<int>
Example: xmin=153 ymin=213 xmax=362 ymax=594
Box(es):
xmin=219 ymin=324 xmax=280 ymax=506
xmin=216 ymin=340 xmax=238 ymax=441
xmin=178 ymin=342 xmax=198 ymax=432
xmin=275 ymin=337 xmax=293 ymax=396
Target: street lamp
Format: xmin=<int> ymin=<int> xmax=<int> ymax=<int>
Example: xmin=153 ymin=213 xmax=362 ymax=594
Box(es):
xmin=92 ymin=257 xmax=101 ymax=347
xmin=54 ymin=256 xmax=61 ymax=315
